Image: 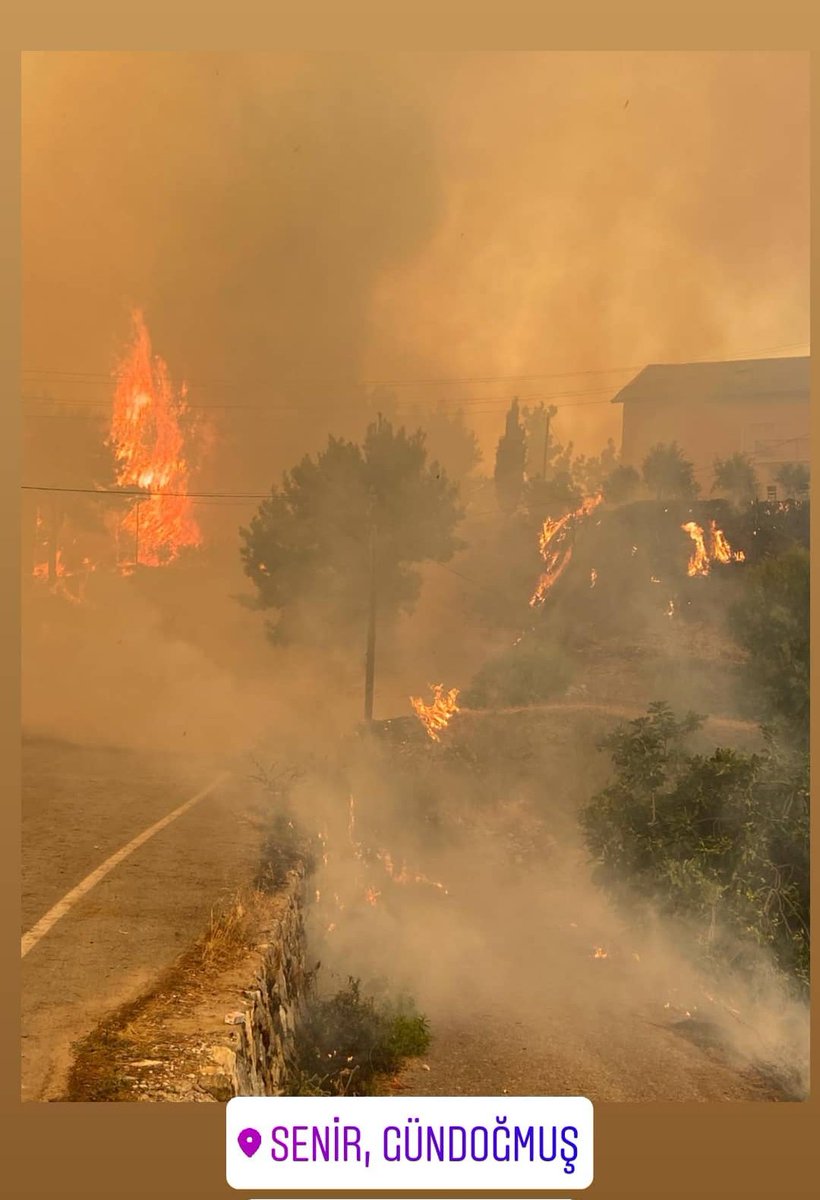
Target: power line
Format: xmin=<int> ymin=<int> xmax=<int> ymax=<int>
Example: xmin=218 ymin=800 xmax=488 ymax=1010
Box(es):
xmin=19 ymin=339 xmax=809 ymax=391
xmin=21 ymin=484 xmax=271 ymax=499
xmin=425 ymin=557 xmax=522 ymax=602
xmin=19 ymin=391 xmax=624 ymax=420
xmin=18 ymin=363 xmax=645 ymax=390
xmin=20 ymin=339 xmax=810 ymax=417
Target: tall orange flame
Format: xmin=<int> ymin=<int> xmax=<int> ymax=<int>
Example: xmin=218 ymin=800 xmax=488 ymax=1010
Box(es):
xmin=710 ymin=520 xmax=746 ymax=565
xmin=530 ymin=493 xmax=603 ymax=606
xmin=109 ymin=311 xmax=201 ymax=568
xmin=682 ymin=520 xmax=745 ymax=577
xmin=681 ymin=521 xmax=710 ymax=576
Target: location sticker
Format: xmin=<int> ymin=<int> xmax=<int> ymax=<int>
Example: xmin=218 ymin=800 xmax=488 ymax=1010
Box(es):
xmin=238 ymin=1128 xmax=262 ymax=1159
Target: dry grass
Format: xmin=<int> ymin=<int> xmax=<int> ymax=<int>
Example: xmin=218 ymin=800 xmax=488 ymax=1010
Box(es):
xmin=64 ymin=884 xmax=288 ymax=1101
xmin=198 ymin=893 xmax=259 ymax=967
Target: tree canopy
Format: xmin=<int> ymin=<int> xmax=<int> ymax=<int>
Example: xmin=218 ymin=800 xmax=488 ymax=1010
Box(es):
xmin=601 ymin=463 xmax=642 ymax=505
xmin=520 ymin=402 xmax=562 ymax=480
xmin=712 ymin=451 xmax=759 ymax=507
xmin=642 ymin=441 xmax=700 ymax=501
xmin=572 ymin=438 xmax=619 ymax=496
xmin=240 ymin=417 xmax=463 ymax=642
xmin=369 ymin=391 xmax=482 ymax=482
xmin=493 ymin=398 xmax=527 ymax=514
xmin=775 ymin=461 xmax=810 ymax=500
xmin=730 ymin=546 xmax=809 ymax=739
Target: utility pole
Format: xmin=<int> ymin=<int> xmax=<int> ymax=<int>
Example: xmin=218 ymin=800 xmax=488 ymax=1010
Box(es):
xmin=363 ymin=514 xmax=377 ymax=723
xmin=541 ymin=406 xmax=552 ymax=479
xmin=134 ymin=500 xmax=141 ymax=566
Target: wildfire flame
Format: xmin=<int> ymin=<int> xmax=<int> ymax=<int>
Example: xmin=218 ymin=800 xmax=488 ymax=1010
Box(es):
xmin=109 ymin=310 xmax=202 ymax=568
xmin=31 ymin=507 xmax=97 ymax=602
xmin=315 ymin=792 xmax=450 ymax=920
xmin=376 ymin=850 xmax=449 ymax=895
xmin=410 ymin=683 xmax=460 ymax=742
xmin=589 ymin=568 xmax=598 ymax=588
xmin=711 ymin=521 xmax=746 ymax=565
xmin=592 ymin=946 xmax=608 ymax=959
xmin=530 ymin=493 xmax=603 ymax=606
xmin=682 ymin=520 xmax=745 ymax=577
xmin=32 ymin=547 xmax=66 ymax=582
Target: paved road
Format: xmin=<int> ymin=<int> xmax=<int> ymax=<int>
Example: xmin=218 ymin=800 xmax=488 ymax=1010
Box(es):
xmin=21 ymin=737 xmax=268 ymax=1101
xmin=390 ymin=864 xmax=798 ymax=1102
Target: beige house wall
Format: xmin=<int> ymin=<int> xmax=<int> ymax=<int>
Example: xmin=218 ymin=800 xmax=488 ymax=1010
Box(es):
xmin=620 ymin=398 xmax=809 ymax=499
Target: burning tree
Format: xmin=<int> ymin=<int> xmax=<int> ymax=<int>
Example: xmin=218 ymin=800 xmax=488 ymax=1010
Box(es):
xmin=25 ymin=312 xmax=205 ymax=592
xmin=25 ymin=420 xmax=116 ymax=589
xmin=109 ymin=310 xmax=203 ymax=568
xmin=240 ymin=416 xmax=463 ymax=643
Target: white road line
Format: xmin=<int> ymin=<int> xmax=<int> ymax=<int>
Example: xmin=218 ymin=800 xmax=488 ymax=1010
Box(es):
xmin=20 ymin=771 xmax=231 ymax=959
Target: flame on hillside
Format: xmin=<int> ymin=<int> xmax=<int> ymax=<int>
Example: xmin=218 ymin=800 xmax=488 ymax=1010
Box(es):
xmin=376 ymin=850 xmax=449 ymax=895
xmin=682 ymin=520 xmax=745 ymax=577
xmin=109 ymin=310 xmax=202 ymax=569
xmin=711 ymin=521 xmax=746 ymax=565
xmin=410 ymin=683 xmax=460 ymax=741
xmin=314 ymin=793 xmax=450 ymax=924
xmin=31 ymin=507 xmax=97 ymax=602
xmin=530 ymin=493 xmax=603 ymax=606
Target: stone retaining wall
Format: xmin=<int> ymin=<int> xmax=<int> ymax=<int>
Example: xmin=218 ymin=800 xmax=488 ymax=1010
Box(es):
xmin=201 ymin=867 xmax=308 ymax=1099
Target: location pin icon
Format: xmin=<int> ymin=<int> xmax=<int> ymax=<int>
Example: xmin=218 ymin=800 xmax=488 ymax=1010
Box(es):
xmin=238 ymin=1128 xmax=262 ymax=1159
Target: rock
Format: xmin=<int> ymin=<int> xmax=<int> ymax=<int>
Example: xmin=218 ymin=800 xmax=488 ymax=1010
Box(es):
xmin=200 ymin=1070 xmax=234 ymax=1103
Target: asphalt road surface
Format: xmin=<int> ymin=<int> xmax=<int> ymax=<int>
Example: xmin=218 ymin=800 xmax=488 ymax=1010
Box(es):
xmin=21 ymin=736 xmax=268 ymax=1101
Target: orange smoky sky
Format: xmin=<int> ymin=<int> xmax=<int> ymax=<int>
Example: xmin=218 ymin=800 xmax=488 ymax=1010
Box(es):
xmin=22 ymin=51 xmax=809 ymax=485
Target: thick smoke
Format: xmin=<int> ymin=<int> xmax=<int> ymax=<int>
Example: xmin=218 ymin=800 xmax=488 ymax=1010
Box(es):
xmin=22 ymin=53 xmax=809 ymax=1101
xmin=23 ymin=51 xmax=808 ymax=482
xmin=263 ymin=699 xmax=809 ymax=1101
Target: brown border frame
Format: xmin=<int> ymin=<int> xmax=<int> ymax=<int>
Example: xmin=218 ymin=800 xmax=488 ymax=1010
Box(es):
xmin=3 ymin=8 xmax=817 ymax=1198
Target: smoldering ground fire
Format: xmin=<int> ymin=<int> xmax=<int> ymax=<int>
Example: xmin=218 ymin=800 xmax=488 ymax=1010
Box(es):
xmin=21 ymin=51 xmax=809 ymax=1106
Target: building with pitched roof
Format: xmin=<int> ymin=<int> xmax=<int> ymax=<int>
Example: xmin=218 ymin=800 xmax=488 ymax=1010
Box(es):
xmin=611 ymin=356 xmax=810 ymax=499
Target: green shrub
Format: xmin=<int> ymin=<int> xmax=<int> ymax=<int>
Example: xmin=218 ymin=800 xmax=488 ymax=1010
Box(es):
xmin=387 ymin=1012 xmax=431 ymax=1059
xmin=461 ymin=638 xmax=573 ymax=709
xmin=580 ymin=703 xmax=809 ymax=990
xmin=290 ymin=978 xmax=430 ymax=1095
xmin=730 ymin=546 xmax=809 ymax=739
